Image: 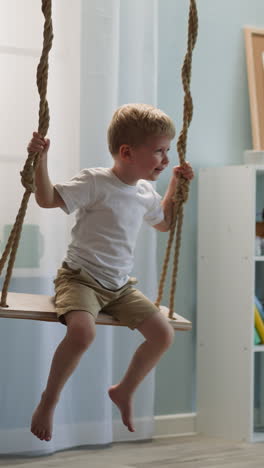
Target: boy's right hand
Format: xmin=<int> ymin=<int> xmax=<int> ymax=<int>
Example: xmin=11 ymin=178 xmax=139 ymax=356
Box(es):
xmin=27 ymin=132 xmax=50 ymax=156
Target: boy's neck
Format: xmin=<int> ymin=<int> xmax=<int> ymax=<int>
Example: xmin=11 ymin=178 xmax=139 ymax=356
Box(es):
xmin=111 ymin=165 xmax=139 ymax=186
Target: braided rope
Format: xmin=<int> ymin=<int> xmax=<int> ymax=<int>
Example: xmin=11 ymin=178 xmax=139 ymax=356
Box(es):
xmin=0 ymin=0 xmax=53 ymax=307
xmin=155 ymin=0 xmax=198 ymax=318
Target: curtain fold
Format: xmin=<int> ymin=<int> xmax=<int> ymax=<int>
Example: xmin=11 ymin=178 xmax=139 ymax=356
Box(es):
xmin=0 ymin=0 xmax=159 ymax=455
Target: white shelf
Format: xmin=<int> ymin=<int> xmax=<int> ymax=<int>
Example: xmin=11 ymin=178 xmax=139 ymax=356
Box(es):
xmin=197 ymin=165 xmax=264 ymax=443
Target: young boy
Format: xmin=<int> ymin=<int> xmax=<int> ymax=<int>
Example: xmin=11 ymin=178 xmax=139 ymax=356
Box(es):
xmin=28 ymin=103 xmax=194 ymax=442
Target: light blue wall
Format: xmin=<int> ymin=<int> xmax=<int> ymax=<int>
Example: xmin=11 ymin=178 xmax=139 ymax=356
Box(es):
xmin=155 ymin=0 xmax=264 ymax=414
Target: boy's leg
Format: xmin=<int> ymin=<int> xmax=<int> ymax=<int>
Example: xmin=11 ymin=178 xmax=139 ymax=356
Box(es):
xmin=108 ymin=312 xmax=174 ymax=432
xmin=31 ymin=311 xmax=96 ymax=442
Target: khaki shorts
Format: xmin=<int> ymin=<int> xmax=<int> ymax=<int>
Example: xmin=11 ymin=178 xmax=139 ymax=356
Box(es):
xmin=53 ymin=262 xmax=159 ymax=329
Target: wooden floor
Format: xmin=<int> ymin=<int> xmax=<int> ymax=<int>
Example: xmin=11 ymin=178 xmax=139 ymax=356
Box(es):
xmin=1 ymin=435 xmax=264 ymax=468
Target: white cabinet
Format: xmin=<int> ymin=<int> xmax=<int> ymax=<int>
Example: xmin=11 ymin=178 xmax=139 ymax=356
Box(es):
xmin=197 ymin=165 xmax=264 ymax=443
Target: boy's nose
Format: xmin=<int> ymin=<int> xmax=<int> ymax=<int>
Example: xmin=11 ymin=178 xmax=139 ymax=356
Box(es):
xmin=163 ymin=153 xmax=169 ymax=164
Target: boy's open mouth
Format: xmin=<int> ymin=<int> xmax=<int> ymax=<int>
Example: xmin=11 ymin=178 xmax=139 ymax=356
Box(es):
xmin=154 ymin=167 xmax=164 ymax=174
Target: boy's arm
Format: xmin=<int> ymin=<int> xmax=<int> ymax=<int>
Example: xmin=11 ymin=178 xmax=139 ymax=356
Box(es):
xmin=35 ymin=154 xmax=65 ymax=209
xmin=153 ymin=175 xmax=178 ymax=232
xmin=28 ymin=132 xmax=65 ymax=209
xmin=153 ymin=162 xmax=194 ymax=232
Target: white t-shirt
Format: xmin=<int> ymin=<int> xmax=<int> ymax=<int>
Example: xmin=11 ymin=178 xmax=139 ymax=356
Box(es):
xmin=55 ymin=167 xmax=164 ymax=290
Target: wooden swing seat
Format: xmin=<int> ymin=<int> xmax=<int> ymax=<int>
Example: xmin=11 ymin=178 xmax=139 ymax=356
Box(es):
xmin=0 ymin=292 xmax=191 ymax=331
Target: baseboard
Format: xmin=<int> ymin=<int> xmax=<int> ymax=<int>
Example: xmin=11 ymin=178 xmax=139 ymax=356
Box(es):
xmin=154 ymin=413 xmax=197 ymax=438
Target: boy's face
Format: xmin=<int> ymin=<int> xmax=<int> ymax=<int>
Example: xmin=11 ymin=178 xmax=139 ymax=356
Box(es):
xmin=131 ymin=135 xmax=171 ymax=181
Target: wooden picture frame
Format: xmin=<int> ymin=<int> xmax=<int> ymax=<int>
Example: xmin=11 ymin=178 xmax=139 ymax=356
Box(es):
xmin=244 ymin=27 xmax=264 ymax=150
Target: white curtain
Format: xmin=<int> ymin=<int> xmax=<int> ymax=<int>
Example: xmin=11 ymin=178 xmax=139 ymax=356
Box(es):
xmin=0 ymin=0 xmax=159 ymax=455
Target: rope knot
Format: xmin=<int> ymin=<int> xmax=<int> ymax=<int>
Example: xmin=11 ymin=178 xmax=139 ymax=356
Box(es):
xmin=173 ymin=176 xmax=190 ymax=204
xmin=20 ymin=162 xmax=36 ymax=193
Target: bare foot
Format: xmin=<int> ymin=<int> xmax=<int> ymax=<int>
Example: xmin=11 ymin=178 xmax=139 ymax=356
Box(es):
xmin=31 ymin=393 xmax=57 ymax=441
xmin=108 ymin=385 xmax=135 ymax=432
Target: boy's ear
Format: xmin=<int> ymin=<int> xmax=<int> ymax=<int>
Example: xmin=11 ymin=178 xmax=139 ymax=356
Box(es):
xmin=119 ymin=144 xmax=133 ymax=162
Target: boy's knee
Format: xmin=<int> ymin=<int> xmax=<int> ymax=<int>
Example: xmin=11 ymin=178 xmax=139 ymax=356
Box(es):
xmin=138 ymin=313 xmax=174 ymax=350
xmin=66 ymin=311 xmax=96 ymax=351
xmin=159 ymin=322 xmax=174 ymax=350
xmin=67 ymin=324 xmax=95 ymax=351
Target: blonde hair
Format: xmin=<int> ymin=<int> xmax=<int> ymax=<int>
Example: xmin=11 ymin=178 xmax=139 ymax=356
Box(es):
xmin=107 ymin=103 xmax=176 ymax=156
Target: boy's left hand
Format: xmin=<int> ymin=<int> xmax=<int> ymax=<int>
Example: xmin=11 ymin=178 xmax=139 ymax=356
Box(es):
xmin=173 ymin=161 xmax=194 ymax=181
